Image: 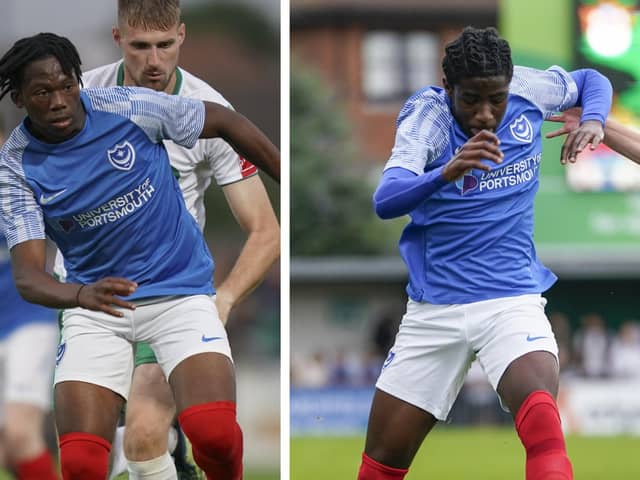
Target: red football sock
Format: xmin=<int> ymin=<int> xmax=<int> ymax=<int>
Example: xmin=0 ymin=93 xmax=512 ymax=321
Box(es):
xmin=15 ymin=449 xmax=59 ymax=480
xmin=59 ymin=432 xmax=110 ymax=480
xmin=179 ymin=401 xmax=243 ymax=480
xmin=515 ymin=390 xmax=573 ymax=480
xmin=358 ymin=453 xmax=408 ymax=480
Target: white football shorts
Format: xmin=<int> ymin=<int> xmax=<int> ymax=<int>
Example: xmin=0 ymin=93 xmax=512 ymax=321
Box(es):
xmin=376 ymin=293 xmax=558 ymax=421
xmin=55 ymin=294 xmax=231 ymax=399
xmin=0 ymin=322 xmax=58 ymax=422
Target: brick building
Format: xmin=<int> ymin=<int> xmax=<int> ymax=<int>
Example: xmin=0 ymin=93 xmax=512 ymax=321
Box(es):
xmin=291 ymin=0 xmax=497 ymax=161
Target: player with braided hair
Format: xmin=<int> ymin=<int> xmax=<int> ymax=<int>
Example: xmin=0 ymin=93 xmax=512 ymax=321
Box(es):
xmin=358 ymin=26 xmax=612 ymax=480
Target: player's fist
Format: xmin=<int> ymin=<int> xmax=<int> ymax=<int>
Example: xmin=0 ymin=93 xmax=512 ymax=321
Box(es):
xmin=442 ymin=129 xmax=503 ymax=182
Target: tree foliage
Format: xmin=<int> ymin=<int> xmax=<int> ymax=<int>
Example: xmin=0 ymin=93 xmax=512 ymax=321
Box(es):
xmin=291 ymin=65 xmax=401 ymax=255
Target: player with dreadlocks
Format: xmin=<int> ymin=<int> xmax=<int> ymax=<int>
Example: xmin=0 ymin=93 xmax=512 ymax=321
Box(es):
xmin=358 ymin=26 xmax=612 ymax=480
xmin=0 ymin=32 xmax=279 ymax=480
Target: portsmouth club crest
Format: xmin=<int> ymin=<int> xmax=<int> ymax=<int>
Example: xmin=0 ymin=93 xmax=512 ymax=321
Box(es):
xmin=107 ymin=140 xmax=136 ymax=171
xmin=509 ymin=114 xmax=533 ymax=143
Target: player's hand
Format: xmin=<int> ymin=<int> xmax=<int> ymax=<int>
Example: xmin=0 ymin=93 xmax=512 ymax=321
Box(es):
xmin=558 ymin=118 xmax=604 ymax=165
xmin=76 ymin=277 xmax=137 ymax=317
xmin=442 ymin=130 xmax=503 ymax=182
xmin=214 ymin=292 xmax=233 ymax=326
xmin=546 ymin=106 xmax=582 ymax=140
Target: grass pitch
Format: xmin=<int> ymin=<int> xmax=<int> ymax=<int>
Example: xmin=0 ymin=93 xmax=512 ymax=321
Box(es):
xmin=291 ymin=427 xmax=640 ymax=479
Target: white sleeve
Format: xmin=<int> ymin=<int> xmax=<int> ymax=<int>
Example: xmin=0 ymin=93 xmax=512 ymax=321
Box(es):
xmin=384 ymin=89 xmax=453 ymax=175
xmin=509 ymin=65 xmax=579 ymax=119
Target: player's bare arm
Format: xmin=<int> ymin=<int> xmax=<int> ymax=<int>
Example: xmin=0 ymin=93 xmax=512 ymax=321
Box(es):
xmin=548 ymin=106 xmax=640 ymax=164
xmin=10 ymin=239 xmax=137 ymax=317
xmin=557 ymin=119 xmax=603 ymax=165
xmin=201 ymin=101 xmax=280 ymax=183
xmin=215 ymin=176 xmax=280 ymax=324
xmin=441 ymin=129 xmax=504 ymax=182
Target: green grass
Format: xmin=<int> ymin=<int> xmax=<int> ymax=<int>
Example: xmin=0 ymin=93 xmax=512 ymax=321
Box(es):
xmin=0 ymin=467 xmax=278 ymax=479
xmin=291 ymin=427 xmax=640 ymax=480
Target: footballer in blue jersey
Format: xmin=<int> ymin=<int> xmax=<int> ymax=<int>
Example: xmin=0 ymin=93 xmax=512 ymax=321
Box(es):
xmin=0 ymin=232 xmax=59 ymax=479
xmin=358 ymin=27 xmax=612 ymax=480
xmin=0 ymin=33 xmax=279 ymax=480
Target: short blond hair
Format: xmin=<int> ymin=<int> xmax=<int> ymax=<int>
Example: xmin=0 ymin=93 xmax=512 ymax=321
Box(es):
xmin=118 ymin=0 xmax=181 ymax=30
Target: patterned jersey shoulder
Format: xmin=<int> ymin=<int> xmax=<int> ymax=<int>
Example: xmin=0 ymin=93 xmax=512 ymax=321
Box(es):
xmin=0 ymin=127 xmax=45 ymax=249
xmin=82 ymin=87 xmax=205 ymax=149
xmin=509 ymin=65 xmax=578 ymax=119
xmin=385 ymin=86 xmax=452 ymax=174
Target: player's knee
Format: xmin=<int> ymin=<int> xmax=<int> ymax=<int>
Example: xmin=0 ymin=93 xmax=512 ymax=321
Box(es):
xmin=123 ymin=420 xmax=168 ymax=460
xmin=4 ymin=423 xmax=39 ymax=457
xmin=59 ymin=432 xmax=110 ymax=480
xmin=179 ymin=401 xmax=242 ymax=463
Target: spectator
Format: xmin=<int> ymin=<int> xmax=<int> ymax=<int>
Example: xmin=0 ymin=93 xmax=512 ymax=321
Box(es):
xmin=609 ymin=321 xmax=640 ymax=379
xmin=573 ymin=313 xmax=610 ymax=378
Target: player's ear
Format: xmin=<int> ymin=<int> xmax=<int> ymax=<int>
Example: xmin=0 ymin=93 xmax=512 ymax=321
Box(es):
xmin=10 ymin=90 xmax=23 ymax=109
xmin=177 ymin=23 xmax=186 ymax=46
xmin=443 ymin=77 xmax=453 ymax=97
xmin=112 ymin=26 xmax=122 ymax=46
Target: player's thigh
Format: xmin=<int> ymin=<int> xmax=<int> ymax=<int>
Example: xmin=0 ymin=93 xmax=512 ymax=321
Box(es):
xmin=472 ymin=294 xmax=559 ymax=414
xmin=497 ymin=351 xmax=559 ymax=415
xmin=138 ymin=295 xmax=235 ymax=412
xmin=126 ymin=362 xmax=175 ymax=431
xmin=55 ymin=381 xmax=124 ymax=442
xmin=3 ymin=403 xmax=46 ymax=460
xmin=55 ymin=308 xmax=133 ymax=440
xmin=56 ymin=307 xmax=135 ymax=400
xmin=365 ymin=388 xmax=437 ymax=469
xmin=375 ymin=299 xmax=474 ymax=422
xmin=169 ymin=352 xmax=235 ymax=413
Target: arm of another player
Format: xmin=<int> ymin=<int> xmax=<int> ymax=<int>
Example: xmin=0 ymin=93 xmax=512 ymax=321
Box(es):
xmin=10 ymin=239 xmax=137 ymax=317
xmin=373 ymin=130 xmax=503 ymax=219
xmin=556 ymin=69 xmax=612 ymax=163
xmin=214 ymin=175 xmax=280 ymax=324
xmin=200 ymin=102 xmax=280 ymax=183
xmin=548 ymin=107 xmax=640 ymax=164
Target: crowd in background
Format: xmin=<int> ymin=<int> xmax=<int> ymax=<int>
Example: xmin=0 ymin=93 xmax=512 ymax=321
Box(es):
xmin=291 ymin=311 xmax=640 ymax=389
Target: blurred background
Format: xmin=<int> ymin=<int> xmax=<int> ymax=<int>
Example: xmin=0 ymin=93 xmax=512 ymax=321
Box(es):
xmin=0 ymin=1 xmax=280 ymax=478
xmin=291 ymin=0 xmax=640 ymax=478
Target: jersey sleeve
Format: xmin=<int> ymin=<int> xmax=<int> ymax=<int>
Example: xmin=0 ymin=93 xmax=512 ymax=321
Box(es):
xmin=85 ymin=87 xmax=206 ymax=148
xmin=193 ymin=91 xmax=257 ymax=185
xmin=384 ymin=89 xmax=452 ymax=175
xmin=0 ymin=130 xmax=46 ymax=249
xmin=509 ymin=65 xmax=579 ymax=119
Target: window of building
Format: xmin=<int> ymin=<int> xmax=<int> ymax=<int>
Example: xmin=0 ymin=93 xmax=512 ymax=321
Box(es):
xmin=362 ymin=30 xmax=440 ymax=103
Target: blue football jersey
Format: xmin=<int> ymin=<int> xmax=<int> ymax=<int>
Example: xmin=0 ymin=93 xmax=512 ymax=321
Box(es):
xmin=0 ymin=234 xmax=56 ymax=339
xmin=0 ymin=87 xmax=214 ymax=299
xmin=384 ymin=66 xmax=579 ymax=304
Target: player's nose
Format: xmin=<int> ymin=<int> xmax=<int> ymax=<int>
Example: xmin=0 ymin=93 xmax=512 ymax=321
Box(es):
xmin=474 ymin=102 xmax=494 ymax=127
xmin=147 ymin=47 xmax=160 ymax=65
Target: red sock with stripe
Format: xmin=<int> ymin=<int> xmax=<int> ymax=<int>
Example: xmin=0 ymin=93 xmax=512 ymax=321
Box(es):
xmin=357 ymin=453 xmax=408 ymax=480
xmin=515 ymin=390 xmax=573 ymax=480
xmin=15 ymin=449 xmax=59 ymax=480
xmin=59 ymin=432 xmax=110 ymax=480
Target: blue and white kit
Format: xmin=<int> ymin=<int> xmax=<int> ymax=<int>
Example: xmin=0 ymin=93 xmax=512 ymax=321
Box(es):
xmin=0 ymin=87 xmax=214 ymax=299
xmin=372 ymin=66 xmax=612 ymax=419
xmin=375 ymin=66 xmax=611 ymax=305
